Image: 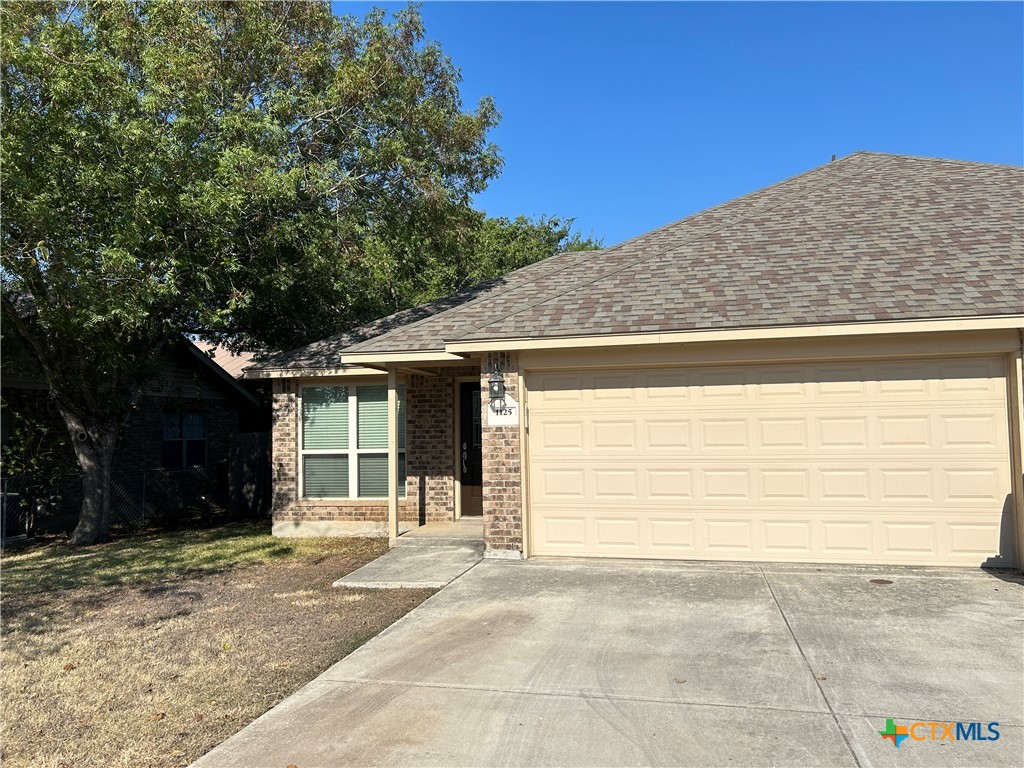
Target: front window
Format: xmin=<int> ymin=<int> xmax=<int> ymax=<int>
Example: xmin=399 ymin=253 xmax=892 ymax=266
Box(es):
xmin=162 ymin=411 xmax=207 ymax=469
xmin=300 ymin=384 xmax=406 ymax=499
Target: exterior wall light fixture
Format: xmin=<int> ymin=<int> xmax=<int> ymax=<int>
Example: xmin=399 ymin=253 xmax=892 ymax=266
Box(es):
xmin=488 ymin=364 xmax=506 ymax=410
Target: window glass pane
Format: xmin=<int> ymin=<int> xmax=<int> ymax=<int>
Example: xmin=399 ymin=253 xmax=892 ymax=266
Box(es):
xmin=357 ymin=385 xmax=406 ymax=450
xmin=183 ymin=412 xmax=206 ymax=439
xmin=302 ymin=387 xmax=348 ymax=450
xmin=357 ymin=386 xmax=387 ymax=449
xmin=162 ymin=441 xmax=183 ymax=470
xmin=358 ymin=453 xmax=386 ymax=496
xmin=184 ymin=439 xmax=206 ymax=466
xmin=303 ymin=455 xmax=349 ymax=498
xmin=162 ymin=413 xmax=180 ymax=440
xmin=357 ymin=453 xmax=406 ymax=498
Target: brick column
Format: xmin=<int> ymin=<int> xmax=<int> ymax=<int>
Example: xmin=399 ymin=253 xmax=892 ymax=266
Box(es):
xmin=480 ymin=352 xmax=524 ymax=558
xmin=407 ymin=373 xmax=458 ymax=523
xmin=270 ymin=379 xmax=298 ymax=519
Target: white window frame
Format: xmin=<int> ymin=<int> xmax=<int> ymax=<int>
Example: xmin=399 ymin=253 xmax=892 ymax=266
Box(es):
xmin=298 ymin=381 xmax=406 ymax=500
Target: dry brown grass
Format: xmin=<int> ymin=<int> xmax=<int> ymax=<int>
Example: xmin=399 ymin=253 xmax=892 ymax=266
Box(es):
xmin=0 ymin=524 xmax=434 ymax=768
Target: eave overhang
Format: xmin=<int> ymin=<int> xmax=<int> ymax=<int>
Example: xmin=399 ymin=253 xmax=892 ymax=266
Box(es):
xmin=443 ymin=315 xmax=1024 ymax=355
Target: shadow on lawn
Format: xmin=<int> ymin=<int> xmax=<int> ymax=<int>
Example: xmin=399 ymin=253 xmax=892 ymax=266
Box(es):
xmin=0 ymin=523 xmax=296 ymax=598
xmin=1 ymin=523 xmax=387 ymax=641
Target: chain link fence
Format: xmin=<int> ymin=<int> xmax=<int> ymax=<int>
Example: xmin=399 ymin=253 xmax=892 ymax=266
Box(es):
xmin=1 ymin=465 xmax=234 ymax=540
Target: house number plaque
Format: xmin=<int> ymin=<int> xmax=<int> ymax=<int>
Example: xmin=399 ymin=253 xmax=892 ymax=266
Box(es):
xmin=487 ymin=395 xmax=519 ymax=427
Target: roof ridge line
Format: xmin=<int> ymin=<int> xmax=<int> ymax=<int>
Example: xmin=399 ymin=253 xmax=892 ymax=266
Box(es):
xmin=451 ymin=153 xmax=894 ymax=343
xmin=851 ymin=150 xmax=1023 ymax=170
xmin=566 ymin=153 xmax=863 ymax=261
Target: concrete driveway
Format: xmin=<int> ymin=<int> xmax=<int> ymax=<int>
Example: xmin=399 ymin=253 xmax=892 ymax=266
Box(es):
xmin=195 ymin=559 xmax=1023 ymax=767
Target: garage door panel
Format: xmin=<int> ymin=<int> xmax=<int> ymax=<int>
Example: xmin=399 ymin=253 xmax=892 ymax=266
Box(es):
xmin=761 ymin=520 xmax=814 ymax=554
xmin=645 ymin=420 xmax=692 ymax=450
xmin=940 ymin=414 xmax=1003 ymax=449
xmin=537 ymin=468 xmax=585 ymax=499
xmin=816 ymin=416 xmax=870 ymax=449
xmin=759 ymin=470 xmax=812 ymax=500
xmin=704 ymin=519 xmax=755 ymax=552
xmin=528 ymin=358 xmax=1014 ymax=567
xmin=818 ymin=469 xmax=872 ymax=501
xmin=702 ymin=469 xmax=752 ymax=500
xmin=532 ymin=462 xmax=1009 ymax=508
xmin=942 ymin=469 xmax=1004 ymax=502
xmin=754 ymin=367 xmax=811 ymax=399
xmin=535 ymin=420 xmax=584 ymax=451
xmin=877 ymin=415 xmax=931 ymax=448
xmin=593 ymin=468 xmax=638 ymax=499
xmin=937 ymin=359 xmax=1005 ymax=395
xmin=646 ymin=469 xmax=695 ymax=500
xmin=821 ymin=521 xmax=874 ymax=555
xmin=758 ymin=418 xmax=810 ymax=449
xmin=648 ymin=518 xmax=698 ymax=550
xmin=591 ymin=372 xmax=639 ymax=400
xmin=700 ymin=419 xmax=750 ymax=450
xmin=644 ymin=370 xmax=693 ymax=399
xmin=594 ymin=517 xmax=642 ymax=549
xmin=881 ymin=522 xmax=938 ymax=557
xmin=539 ymin=516 xmax=587 ymax=548
xmin=591 ymin=420 xmax=637 ymax=450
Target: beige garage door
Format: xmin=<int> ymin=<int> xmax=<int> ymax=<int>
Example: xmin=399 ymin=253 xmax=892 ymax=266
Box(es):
xmin=527 ymin=357 xmax=1015 ymax=567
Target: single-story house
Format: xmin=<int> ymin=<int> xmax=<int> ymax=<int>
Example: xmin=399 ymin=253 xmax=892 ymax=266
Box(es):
xmin=2 ymin=337 xmax=265 ymax=475
xmin=2 ymin=338 xmax=269 ymax=534
xmin=247 ymin=152 xmax=1024 ymax=569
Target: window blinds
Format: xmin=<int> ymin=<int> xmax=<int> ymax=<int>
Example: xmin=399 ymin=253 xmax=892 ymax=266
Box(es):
xmin=302 ymin=387 xmax=348 ymax=450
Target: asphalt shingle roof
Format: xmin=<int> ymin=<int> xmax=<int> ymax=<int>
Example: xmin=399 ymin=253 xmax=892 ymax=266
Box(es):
xmin=252 ymin=152 xmax=1023 ymax=372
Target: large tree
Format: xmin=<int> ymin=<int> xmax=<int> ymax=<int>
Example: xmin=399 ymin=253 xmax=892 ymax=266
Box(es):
xmin=360 ymin=213 xmax=604 ymax=320
xmin=1 ymin=1 xmax=501 ymax=544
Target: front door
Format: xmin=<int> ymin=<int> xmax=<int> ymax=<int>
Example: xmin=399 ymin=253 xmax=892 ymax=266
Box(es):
xmin=459 ymin=382 xmax=483 ymax=517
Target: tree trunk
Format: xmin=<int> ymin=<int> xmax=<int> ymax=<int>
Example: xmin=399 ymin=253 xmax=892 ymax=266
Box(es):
xmin=61 ymin=410 xmax=119 ymax=546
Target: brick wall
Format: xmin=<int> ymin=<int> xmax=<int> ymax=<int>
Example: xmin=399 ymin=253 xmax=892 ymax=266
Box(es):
xmin=271 ymin=378 xmax=299 ymax=517
xmin=480 ymin=352 xmax=524 ymax=555
xmin=115 ymin=396 xmax=239 ymax=475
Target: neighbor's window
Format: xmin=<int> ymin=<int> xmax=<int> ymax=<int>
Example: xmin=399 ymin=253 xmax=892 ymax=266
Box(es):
xmin=300 ymin=385 xmax=405 ymax=499
xmin=162 ymin=411 xmax=207 ymax=469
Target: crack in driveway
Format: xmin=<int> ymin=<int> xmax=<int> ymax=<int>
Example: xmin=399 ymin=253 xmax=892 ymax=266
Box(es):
xmin=759 ymin=565 xmax=864 ymax=768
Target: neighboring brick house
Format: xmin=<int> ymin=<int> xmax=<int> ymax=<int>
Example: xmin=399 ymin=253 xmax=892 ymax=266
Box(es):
xmin=1 ymin=338 xmax=265 ymax=479
xmin=247 ymin=153 xmax=1024 ymax=569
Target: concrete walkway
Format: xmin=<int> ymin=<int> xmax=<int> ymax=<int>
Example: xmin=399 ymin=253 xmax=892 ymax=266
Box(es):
xmin=195 ymin=559 xmax=1024 ymax=767
xmin=334 ymin=519 xmax=484 ymax=589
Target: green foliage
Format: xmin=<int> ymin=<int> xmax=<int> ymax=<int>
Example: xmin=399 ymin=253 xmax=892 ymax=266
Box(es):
xmin=0 ymin=2 xmax=604 ymax=543
xmin=359 ymin=213 xmax=604 ymax=318
xmin=0 ymin=405 xmax=77 ymax=480
xmin=468 ymin=215 xmax=603 ymax=287
xmin=1 ymin=0 xmax=501 ymax=399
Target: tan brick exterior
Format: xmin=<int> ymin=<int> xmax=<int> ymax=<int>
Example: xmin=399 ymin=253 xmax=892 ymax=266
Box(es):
xmin=480 ymin=352 xmax=524 ymax=555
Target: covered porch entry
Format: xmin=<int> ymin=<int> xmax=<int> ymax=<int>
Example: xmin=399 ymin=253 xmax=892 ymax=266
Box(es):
xmin=376 ymin=359 xmax=485 ymax=544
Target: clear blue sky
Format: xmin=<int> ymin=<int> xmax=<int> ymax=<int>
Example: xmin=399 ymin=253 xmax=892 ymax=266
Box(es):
xmin=335 ymin=1 xmax=1023 ymax=246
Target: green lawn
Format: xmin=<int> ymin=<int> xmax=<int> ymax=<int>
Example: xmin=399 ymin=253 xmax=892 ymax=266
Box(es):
xmin=1 ymin=522 xmax=350 ymax=596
